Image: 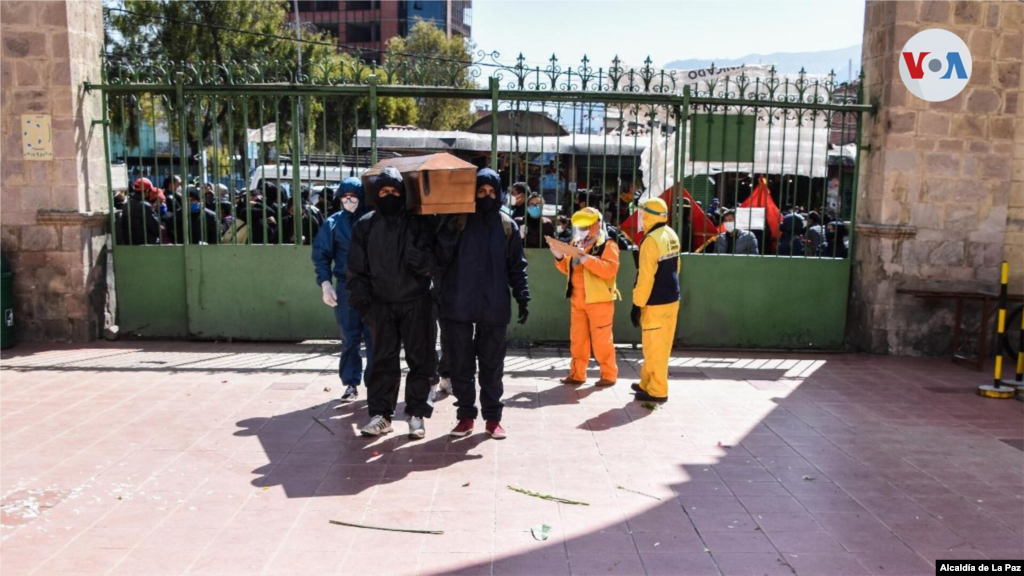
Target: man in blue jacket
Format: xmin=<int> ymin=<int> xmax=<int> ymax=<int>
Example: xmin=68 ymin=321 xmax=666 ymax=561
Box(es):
xmin=312 ymin=177 xmax=373 ymax=404
xmin=438 ymin=168 xmax=530 ymax=440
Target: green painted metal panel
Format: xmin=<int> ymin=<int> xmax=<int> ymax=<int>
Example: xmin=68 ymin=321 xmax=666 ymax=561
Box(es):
xmin=113 ymin=246 xmax=188 ymax=337
xmin=678 ymin=255 xmax=850 ymax=349
xmin=681 ymin=175 xmax=716 ymax=209
xmin=690 ymin=114 xmax=756 ymax=163
xmin=114 ymin=246 xmax=849 ymax=349
xmin=184 ymin=245 xmax=336 ymax=340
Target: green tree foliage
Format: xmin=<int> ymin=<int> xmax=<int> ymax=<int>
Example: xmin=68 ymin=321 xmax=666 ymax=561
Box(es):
xmin=386 ymin=21 xmax=476 ymax=131
xmin=104 ymin=1 xmax=335 ymax=161
xmin=318 ymin=52 xmax=417 ymax=156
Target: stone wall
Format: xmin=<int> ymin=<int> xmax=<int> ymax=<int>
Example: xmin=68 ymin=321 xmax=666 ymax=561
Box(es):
xmin=0 ymin=1 xmax=109 ymax=342
xmin=850 ymin=1 xmax=1023 ymax=355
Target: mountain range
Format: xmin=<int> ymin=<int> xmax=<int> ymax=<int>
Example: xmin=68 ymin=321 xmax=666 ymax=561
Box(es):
xmin=664 ymin=44 xmax=862 ymax=78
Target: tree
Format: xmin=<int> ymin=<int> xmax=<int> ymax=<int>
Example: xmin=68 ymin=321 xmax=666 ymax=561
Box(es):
xmin=104 ymin=1 xmax=335 ymax=164
xmin=386 ymin=20 xmax=476 ymax=131
xmin=319 ymin=52 xmax=418 ymax=158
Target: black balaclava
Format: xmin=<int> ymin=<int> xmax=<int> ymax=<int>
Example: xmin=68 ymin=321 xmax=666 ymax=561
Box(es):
xmin=475 ymin=168 xmax=502 ymax=214
xmin=374 ymin=166 xmax=406 ymax=216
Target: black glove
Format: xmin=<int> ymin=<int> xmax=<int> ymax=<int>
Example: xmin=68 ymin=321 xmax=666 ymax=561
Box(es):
xmin=630 ymin=305 xmax=641 ymax=328
xmin=517 ymin=301 xmax=529 ymax=325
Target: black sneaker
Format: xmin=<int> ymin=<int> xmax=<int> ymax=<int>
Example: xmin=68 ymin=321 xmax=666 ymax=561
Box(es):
xmin=338 ymin=385 xmax=358 ymax=403
xmin=630 ymin=383 xmax=642 ymax=393
xmin=634 ymin=389 xmax=668 ymax=403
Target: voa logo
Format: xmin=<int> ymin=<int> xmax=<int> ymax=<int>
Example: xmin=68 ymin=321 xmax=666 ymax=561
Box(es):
xmin=899 ymin=29 xmax=972 ymax=102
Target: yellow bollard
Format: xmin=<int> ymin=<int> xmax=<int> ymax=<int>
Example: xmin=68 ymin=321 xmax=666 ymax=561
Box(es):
xmin=979 ymin=261 xmax=1015 ymax=399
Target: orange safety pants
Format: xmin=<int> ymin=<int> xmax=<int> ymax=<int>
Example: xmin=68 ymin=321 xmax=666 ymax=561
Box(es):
xmin=568 ymin=299 xmax=618 ymax=382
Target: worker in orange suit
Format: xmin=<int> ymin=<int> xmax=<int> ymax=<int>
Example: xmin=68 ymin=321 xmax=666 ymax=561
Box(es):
xmin=630 ymin=197 xmax=680 ymax=403
xmin=549 ymin=207 xmax=620 ymax=387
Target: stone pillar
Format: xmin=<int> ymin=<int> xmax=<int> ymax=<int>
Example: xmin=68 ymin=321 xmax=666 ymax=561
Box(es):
xmin=850 ymin=1 xmax=1023 ymax=355
xmin=1 ymin=1 xmax=109 ymax=342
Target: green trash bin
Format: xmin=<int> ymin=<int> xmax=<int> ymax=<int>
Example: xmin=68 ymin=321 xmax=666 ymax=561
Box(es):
xmin=1 ymin=255 xmax=14 ymax=349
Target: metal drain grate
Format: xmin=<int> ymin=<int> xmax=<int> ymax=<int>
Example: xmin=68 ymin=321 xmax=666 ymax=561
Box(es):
xmin=999 ymin=439 xmax=1024 ymax=452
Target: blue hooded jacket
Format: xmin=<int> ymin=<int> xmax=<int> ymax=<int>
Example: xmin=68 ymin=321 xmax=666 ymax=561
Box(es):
xmin=312 ymin=177 xmax=366 ymax=286
xmin=439 ymin=168 xmax=530 ymax=325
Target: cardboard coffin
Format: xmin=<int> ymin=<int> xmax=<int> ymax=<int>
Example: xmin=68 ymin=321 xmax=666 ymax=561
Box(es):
xmin=361 ymin=153 xmax=477 ymax=215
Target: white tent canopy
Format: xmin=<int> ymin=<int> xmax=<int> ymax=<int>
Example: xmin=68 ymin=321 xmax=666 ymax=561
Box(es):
xmin=353 ymin=129 xmax=648 ymax=156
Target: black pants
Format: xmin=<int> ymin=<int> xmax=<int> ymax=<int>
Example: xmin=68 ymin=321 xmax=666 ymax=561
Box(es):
xmin=446 ymin=320 xmax=507 ymax=421
xmin=433 ymin=301 xmax=451 ymax=383
xmin=365 ymin=297 xmax=437 ymax=419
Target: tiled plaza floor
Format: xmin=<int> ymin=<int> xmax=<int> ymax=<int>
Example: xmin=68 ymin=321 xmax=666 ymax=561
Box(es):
xmin=1 ymin=341 xmax=1022 ymax=576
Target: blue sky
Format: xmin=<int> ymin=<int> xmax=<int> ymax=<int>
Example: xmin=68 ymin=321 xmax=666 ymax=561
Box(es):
xmin=470 ymin=1 xmax=866 ymax=69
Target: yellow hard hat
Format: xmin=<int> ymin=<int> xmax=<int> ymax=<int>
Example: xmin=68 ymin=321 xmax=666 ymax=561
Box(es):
xmin=640 ymin=197 xmax=669 ymax=217
xmin=571 ymin=207 xmax=601 ymax=228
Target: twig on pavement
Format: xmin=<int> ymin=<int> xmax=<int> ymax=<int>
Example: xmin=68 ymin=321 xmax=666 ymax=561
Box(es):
xmin=329 ymin=520 xmax=442 ymax=535
xmin=616 ymin=485 xmax=662 ymax=500
xmin=507 ymin=485 xmax=590 ymax=506
xmin=312 ymin=417 xmax=335 ymax=435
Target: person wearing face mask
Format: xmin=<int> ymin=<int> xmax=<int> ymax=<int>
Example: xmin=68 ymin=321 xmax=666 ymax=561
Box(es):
xmin=313 ymin=177 xmax=374 ymax=404
xmin=713 ymin=209 xmax=759 ymax=255
xmin=631 ymin=197 xmax=680 ymax=403
xmin=516 ymin=192 xmax=554 ymax=249
xmin=555 ymin=215 xmax=572 ymax=243
xmin=347 ymin=167 xmax=438 ymax=439
xmin=550 ymin=207 xmax=620 ymax=387
xmin=819 ymin=220 xmax=848 ymax=258
xmin=508 ymin=182 xmax=529 ymax=220
xmin=175 ymin=186 xmax=221 ymax=245
xmin=437 ymin=168 xmax=530 ymax=440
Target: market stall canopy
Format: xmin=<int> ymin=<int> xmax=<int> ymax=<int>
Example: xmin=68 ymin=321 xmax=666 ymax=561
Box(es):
xmin=354 ymin=129 xmax=648 ymax=156
xmin=466 ymin=110 xmax=569 ymax=136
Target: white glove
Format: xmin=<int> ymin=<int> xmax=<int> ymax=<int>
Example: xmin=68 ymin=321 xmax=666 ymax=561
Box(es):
xmin=321 ymin=281 xmax=337 ymax=307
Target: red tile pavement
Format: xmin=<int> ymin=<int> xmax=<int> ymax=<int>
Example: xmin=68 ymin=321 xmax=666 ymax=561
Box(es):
xmin=1 ymin=341 xmax=1022 ymax=576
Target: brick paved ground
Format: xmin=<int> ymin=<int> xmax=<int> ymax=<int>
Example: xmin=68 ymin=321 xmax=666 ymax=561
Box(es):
xmin=1 ymin=341 xmax=1022 ymax=576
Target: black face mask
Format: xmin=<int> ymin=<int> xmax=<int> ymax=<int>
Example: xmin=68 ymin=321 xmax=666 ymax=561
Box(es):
xmin=376 ymin=194 xmax=404 ymax=215
xmin=476 ymin=196 xmax=498 ymax=213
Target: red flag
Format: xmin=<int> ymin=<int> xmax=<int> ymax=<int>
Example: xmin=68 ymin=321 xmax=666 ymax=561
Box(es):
xmin=738 ymin=177 xmax=781 ymax=251
xmin=619 ymin=186 xmax=717 ymax=250
xmin=685 ymin=187 xmax=718 ymax=250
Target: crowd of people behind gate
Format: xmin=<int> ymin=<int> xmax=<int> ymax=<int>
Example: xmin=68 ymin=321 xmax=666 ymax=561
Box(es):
xmin=311 ymin=166 xmax=680 ymax=440
xmin=115 ymin=175 xmax=328 ymax=247
xmin=698 ymin=201 xmax=850 ymax=258
xmin=116 ymin=171 xmax=848 ymax=260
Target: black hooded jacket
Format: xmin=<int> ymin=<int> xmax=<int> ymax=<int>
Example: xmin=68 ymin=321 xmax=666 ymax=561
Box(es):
xmin=438 ymin=168 xmax=530 ymax=325
xmin=346 ymin=166 xmax=437 ymax=309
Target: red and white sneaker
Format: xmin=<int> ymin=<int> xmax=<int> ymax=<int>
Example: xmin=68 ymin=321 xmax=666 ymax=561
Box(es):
xmin=449 ymin=418 xmax=474 ymax=437
xmin=485 ymin=420 xmax=506 ymax=439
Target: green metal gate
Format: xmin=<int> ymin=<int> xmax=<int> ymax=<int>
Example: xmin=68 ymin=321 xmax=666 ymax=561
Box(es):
xmin=88 ymin=52 xmax=871 ymax=348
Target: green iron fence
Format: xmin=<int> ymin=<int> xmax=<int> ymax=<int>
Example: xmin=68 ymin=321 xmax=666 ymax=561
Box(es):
xmin=88 ymin=51 xmax=871 ymax=347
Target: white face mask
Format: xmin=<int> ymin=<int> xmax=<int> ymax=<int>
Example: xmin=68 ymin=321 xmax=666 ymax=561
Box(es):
xmin=724 ymin=221 xmax=736 ymax=233
xmin=574 ymin=228 xmax=590 ymax=241
xmin=341 ymin=196 xmax=359 ymax=213
xmin=556 ymin=225 xmax=564 ymax=234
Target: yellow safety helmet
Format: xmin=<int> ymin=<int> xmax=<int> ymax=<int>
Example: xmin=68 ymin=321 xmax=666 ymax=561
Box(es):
xmin=570 ymin=207 xmax=602 ymax=228
xmin=639 ymin=197 xmax=669 ymax=233
xmin=640 ymin=197 xmax=669 ymax=217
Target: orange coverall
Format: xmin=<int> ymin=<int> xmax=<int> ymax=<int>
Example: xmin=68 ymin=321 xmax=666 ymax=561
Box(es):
xmin=556 ymin=240 xmax=620 ymax=383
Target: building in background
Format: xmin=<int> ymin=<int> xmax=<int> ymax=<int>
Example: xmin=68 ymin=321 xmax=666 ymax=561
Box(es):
xmin=291 ymin=1 xmax=472 ymax=62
